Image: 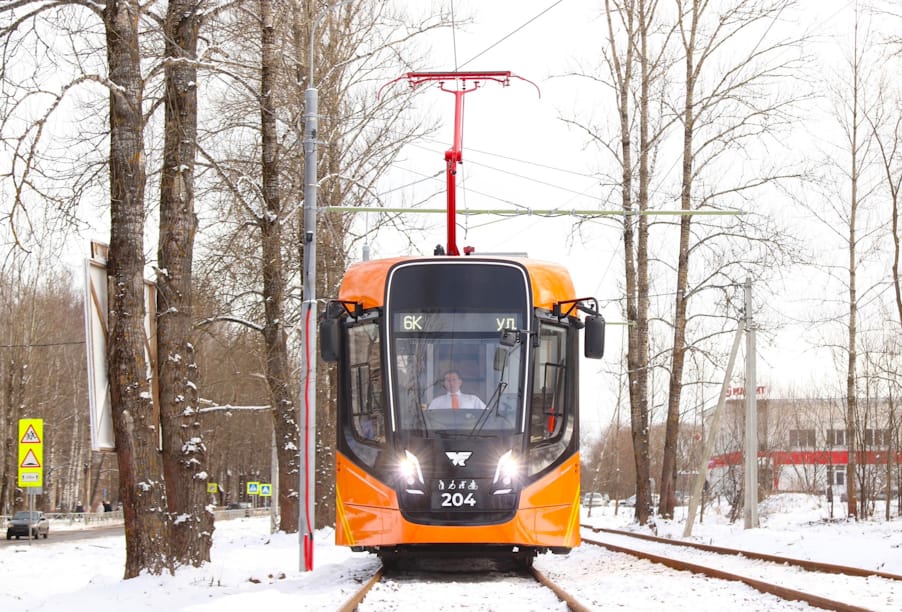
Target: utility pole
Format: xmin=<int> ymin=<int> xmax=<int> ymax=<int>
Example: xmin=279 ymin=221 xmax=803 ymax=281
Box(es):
xmin=683 ymin=320 xmax=745 ymax=537
xmin=301 ymin=0 xmax=351 ymax=573
xmin=300 ymin=71 xmax=318 ymax=572
xmin=743 ymin=279 xmax=759 ymax=529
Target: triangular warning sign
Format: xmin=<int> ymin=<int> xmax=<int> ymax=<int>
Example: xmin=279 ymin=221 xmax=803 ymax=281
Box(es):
xmin=21 ymin=449 xmax=41 ymax=468
xmin=21 ymin=424 xmax=41 ymax=444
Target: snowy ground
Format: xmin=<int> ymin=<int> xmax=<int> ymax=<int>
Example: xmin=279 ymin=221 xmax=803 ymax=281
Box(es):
xmin=1 ymin=494 xmax=899 ymax=611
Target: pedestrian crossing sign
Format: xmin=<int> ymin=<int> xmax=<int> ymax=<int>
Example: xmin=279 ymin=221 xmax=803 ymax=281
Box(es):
xmin=18 ymin=419 xmax=44 ymax=487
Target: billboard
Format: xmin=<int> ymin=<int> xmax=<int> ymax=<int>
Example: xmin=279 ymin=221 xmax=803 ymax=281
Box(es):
xmin=83 ymin=241 xmax=157 ymax=451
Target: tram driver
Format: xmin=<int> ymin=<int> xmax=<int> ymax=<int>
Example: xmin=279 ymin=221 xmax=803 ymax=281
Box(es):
xmin=427 ymin=370 xmax=486 ymax=410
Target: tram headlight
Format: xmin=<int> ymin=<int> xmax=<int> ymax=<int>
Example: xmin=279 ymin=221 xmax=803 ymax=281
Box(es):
xmin=492 ymin=449 xmax=518 ymax=494
xmin=398 ymin=449 xmax=425 ymax=494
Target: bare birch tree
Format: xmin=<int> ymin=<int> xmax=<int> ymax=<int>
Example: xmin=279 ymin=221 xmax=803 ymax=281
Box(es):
xmin=659 ymin=0 xmax=807 ymax=518
xmin=864 ymin=75 xmax=902 ymax=329
xmin=1 ymin=0 xmax=207 ymax=574
xmin=843 ymin=13 xmax=866 ymax=519
xmin=103 ymin=0 xmax=172 ymax=576
xmin=862 ymin=59 xmax=901 ymax=519
xmin=154 ymin=0 xmax=214 ymax=566
xmin=563 ymin=0 xmax=804 ymax=520
xmin=0 ymin=250 xmax=91 ymax=515
xmin=801 ymin=4 xmax=897 ymax=519
xmin=257 ymin=0 xmax=299 ymax=533
xmin=813 ymin=7 xmax=894 ymax=519
xmin=600 ymin=0 xmax=673 ymax=524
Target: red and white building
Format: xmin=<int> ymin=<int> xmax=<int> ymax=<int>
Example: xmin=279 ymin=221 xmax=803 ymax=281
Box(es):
xmin=706 ymin=391 xmax=900 ymax=502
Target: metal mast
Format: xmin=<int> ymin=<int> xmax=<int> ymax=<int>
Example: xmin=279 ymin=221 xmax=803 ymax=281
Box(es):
xmin=301 ymin=0 xmax=352 ymax=573
xmin=380 ymin=71 xmax=538 ymax=256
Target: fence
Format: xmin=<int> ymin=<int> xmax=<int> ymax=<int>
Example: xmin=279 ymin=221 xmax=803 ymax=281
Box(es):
xmin=6 ymin=507 xmax=270 ymax=530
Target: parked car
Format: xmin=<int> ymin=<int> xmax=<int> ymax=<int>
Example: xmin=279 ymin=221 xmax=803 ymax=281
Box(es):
xmin=620 ymin=493 xmax=659 ymax=508
xmin=581 ymin=492 xmax=608 ymax=507
xmin=6 ymin=511 xmax=49 ymax=540
xmin=225 ymin=502 xmax=252 ymax=517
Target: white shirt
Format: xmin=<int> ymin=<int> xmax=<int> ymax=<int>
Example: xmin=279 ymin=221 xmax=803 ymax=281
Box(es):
xmin=427 ymin=392 xmax=486 ymax=410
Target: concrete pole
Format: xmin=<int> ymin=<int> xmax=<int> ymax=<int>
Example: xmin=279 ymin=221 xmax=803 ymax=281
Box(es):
xmin=683 ymin=320 xmax=745 ymax=537
xmin=744 ymin=279 xmax=759 ymax=529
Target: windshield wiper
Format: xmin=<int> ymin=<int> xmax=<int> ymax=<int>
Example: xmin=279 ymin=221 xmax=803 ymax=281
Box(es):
xmin=470 ymin=381 xmax=507 ymax=436
xmin=408 ymin=388 xmax=430 ymax=437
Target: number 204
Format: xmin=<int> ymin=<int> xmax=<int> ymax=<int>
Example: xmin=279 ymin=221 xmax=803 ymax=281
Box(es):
xmin=440 ymin=491 xmax=477 ymax=507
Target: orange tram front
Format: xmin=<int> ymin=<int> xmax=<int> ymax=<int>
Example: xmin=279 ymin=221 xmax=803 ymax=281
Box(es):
xmin=319 ymin=256 xmax=605 ymax=566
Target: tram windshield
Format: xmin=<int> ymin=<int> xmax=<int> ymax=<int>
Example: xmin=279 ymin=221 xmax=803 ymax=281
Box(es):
xmin=390 ymin=310 xmax=525 ymax=436
xmin=385 ymin=261 xmax=532 ymax=437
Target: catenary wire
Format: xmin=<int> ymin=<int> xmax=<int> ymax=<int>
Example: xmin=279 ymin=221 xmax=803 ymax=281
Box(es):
xmin=458 ymin=0 xmax=568 ymax=69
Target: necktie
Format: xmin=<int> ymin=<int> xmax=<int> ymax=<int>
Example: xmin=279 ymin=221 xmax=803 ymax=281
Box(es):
xmin=451 ymin=394 xmax=460 ymax=409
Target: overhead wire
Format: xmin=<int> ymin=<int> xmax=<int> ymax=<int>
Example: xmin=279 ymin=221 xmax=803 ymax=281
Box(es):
xmin=390 ymin=1 xmax=623 ymax=277
xmin=458 ymin=0 xmax=568 ymax=69
xmin=445 ymin=1 xmax=573 ymax=242
xmin=463 ymin=144 xmax=599 ymax=178
xmin=416 ymin=1 xmax=610 ymax=234
xmin=416 ymin=137 xmax=599 ymax=179
xmin=403 ymin=141 xmax=599 ymax=201
xmin=450 ymin=0 xmax=459 ymax=70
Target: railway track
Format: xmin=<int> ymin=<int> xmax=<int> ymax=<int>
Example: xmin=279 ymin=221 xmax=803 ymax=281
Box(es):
xmin=336 ymin=561 xmax=590 ymax=612
xmin=578 ymin=524 xmax=902 ymax=611
xmin=333 ymin=527 xmax=901 ymax=610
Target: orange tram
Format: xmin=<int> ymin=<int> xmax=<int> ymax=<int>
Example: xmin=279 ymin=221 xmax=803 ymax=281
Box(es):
xmin=320 ymin=255 xmax=605 ymax=567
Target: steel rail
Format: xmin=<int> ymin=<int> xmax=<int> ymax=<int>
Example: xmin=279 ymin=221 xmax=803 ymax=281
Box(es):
xmin=584 ymin=525 xmax=902 ymax=582
xmin=582 ymin=532 xmax=875 ymax=612
xmin=335 ymin=564 xmax=596 ymax=611
xmin=528 ymin=566 xmax=592 ymax=612
xmin=336 ymin=567 xmax=383 ymax=612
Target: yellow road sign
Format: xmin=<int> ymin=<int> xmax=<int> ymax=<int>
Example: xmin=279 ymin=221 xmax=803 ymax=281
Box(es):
xmin=246 ymin=481 xmax=260 ymax=495
xmin=260 ymin=483 xmax=273 ymax=497
xmin=18 ymin=419 xmax=44 ymax=487
xmin=207 ymin=483 xmax=219 ymax=494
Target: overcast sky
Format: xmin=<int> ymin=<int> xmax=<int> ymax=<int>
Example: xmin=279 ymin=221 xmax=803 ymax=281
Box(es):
xmin=362 ymin=0 xmax=902 ymax=434
xmin=36 ymin=1 xmax=895 ymax=436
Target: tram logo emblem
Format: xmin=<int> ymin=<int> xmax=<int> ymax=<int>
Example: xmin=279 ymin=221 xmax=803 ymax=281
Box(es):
xmin=445 ymin=451 xmax=472 ymax=467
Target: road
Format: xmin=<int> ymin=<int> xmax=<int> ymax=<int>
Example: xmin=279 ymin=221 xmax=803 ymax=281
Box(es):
xmin=2 ymin=523 xmax=124 ymax=545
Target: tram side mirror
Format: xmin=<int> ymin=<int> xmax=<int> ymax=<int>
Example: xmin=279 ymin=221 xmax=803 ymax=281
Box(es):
xmin=499 ymin=328 xmax=519 ymax=347
xmin=584 ymin=315 xmax=605 ymax=359
xmin=320 ymin=318 xmax=341 ymax=362
xmin=493 ymin=347 xmax=509 ymax=372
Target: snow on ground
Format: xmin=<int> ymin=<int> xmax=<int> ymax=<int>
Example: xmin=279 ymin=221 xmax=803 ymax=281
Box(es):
xmin=1 ymin=494 xmax=899 ymax=611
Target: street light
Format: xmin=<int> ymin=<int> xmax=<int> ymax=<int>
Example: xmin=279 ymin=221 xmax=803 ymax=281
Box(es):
xmin=300 ymin=0 xmax=352 ymax=574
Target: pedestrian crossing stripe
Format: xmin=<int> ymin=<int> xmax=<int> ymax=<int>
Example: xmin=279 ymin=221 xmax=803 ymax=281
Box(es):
xmin=20 ymin=449 xmax=41 ymax=468
xmin=20 ymin=424 xmax=41 ymax=444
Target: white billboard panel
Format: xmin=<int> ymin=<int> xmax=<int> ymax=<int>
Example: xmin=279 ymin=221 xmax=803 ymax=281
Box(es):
xmin=83 ymin=242 xmax=157 ymax=452
xmin=84 ymin=255 xmax=114 ymax=451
